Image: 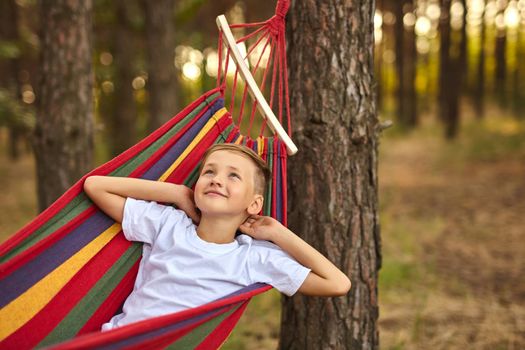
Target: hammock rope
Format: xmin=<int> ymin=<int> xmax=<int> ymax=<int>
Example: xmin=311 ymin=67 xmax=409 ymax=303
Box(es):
xmin=217 ymin=0 xmax=291 ymax=139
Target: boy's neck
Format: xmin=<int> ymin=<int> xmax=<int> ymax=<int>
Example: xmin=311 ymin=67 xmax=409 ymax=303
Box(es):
xmin=196 ymin=214 xmax=244 ymax=244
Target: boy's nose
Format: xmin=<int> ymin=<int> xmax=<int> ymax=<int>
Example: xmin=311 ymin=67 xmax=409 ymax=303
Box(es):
xmin=210 ymin=175 xmax=224 ymax=186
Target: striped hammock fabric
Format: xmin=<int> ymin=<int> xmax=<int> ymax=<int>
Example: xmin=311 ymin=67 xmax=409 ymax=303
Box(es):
xmin=0 ymin=87 xmax=289 ymax=349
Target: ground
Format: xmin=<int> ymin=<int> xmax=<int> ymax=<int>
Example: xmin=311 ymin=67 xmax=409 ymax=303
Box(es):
xmin=376 ymin=109 xmax=525 ymax=349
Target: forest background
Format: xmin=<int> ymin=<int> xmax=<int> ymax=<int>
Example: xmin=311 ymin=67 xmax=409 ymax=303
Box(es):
xmin=0 ymin=0 xmax=524 ymax=349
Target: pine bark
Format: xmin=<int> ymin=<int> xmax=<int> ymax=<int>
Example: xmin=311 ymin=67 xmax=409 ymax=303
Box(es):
xmin=281 ymin=1 xmax=381 ymax=349
xmin=33 ymin=0 xmax=94 ymax=212
xmin=110 ymin=0 xmax=138 ymax=156
xmin=141 ymin=0 xmax=179 ymax=132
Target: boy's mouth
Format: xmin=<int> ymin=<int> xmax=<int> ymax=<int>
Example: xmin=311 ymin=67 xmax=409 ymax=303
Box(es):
xmin=204 ymin=190 xmax=227 ymax=197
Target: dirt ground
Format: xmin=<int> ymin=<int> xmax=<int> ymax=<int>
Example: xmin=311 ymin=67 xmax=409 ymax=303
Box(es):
xmin=377 ymin=114 xmax=525 ymax=349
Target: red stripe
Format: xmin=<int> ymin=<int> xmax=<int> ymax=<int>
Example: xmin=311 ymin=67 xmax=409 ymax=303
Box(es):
xmin=195 ymin=300 xmax=250 ymax=350
xmin=120 ymin=306 xmax=237 ymax=350
xmin=0 ymin=206 xmax=97 ymax=277
xmin=51 ymin=285 xmax=272 ymax=349
xmin=224 ymin=126 xmax=238 ymax=143
xmin=0 ymin=234 xmax=131 ymax=350
xmin=0 ymin=89 xmax=221 ymax=257
xmin=77 ymin=259 xmax=140 ymax=335
xmin=129 ymin=96 xmax=222 ymax=180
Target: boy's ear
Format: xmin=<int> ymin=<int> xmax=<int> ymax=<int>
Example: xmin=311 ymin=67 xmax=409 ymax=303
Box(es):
xmin=247 ymin=194 xmax=264 ymax=215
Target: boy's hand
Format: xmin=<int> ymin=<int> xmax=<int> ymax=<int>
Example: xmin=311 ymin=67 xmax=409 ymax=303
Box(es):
xmin=239 ymin=215 xmax=282 ymax=241
xmin=175 ymin=185 xmax=201 ymax=224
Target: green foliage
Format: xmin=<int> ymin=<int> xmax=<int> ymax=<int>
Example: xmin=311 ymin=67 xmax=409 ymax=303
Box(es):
xmin=0 ymin=40 xmax=22 ymax=59
xmin=175 ymin=0 xmax=207 ymax=25
xmin=0 ymin=89 xmax=34 ymax=131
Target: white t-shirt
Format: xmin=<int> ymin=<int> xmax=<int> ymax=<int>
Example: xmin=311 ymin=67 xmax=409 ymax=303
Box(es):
xmin=101 ymin=198 xmax=311 ymax=331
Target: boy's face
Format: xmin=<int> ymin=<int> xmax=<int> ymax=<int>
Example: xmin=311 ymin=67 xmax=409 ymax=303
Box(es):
xmin=194 ymin=150 xmax=263 ymax=218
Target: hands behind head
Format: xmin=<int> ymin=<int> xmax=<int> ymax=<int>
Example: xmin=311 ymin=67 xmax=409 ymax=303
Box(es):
xmin=239 ymin=215 xmax=282 ymax=241
xmin=176 ymin=186 xmax=201 ymax=224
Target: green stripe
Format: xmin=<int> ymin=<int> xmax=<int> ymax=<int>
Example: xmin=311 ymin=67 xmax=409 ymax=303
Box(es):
xmin=37 ymin=243 xmax=143 ymax=348
xmin=164 ymin=304 xmax=241 ymax=350
xmin=0 ymin=194 xmax=91 ymax=264
xmin=110 ymin=93 xmax=221 ymax=178
xmin=2 ymin=94 xmax=221 ymax=264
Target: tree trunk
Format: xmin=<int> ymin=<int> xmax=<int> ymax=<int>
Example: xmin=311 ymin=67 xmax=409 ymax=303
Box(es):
xmin=141 ymin=0 xmax=179 ymax=132
xmin=33 ymin=0 xmax=94 ymax=212
xmin=474 ymin=0 xmax=486 ymax=119
xmin=438 ymin=0 xmax=460 ymax=139
xmin=0 ymin=0 xmax=23 ymax=160
xmin=281 ymin=1 xmax=381 ymax=349
xmin=110 ymin=0 xmax=138 ymax=156
xmin=394 ymin=0 xmax=417 ymax=129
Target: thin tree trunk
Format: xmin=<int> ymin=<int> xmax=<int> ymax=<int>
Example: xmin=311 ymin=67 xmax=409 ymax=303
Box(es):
xmin=0 ymin=0 xmax=23 ymax=160
xmin=394 ymin=0 xmax=406 ymax=126
xmin=142 ymin=0 xmax=179 ymax=132
xmin=439 ymin=0 xmax=460 ymax=139
xmin=495 ymin=29 xmax=507 ymax=108
xmin=281 ymin=1 xmax=381 ymax=349
xmin=512 ymin=25 xmax=525 ymax=117
xmin=110 ymin=0 xmax=138 ymax=156
xmin=404 ymin=0 xmax=417 ymax=127
xmin=474 ymin=0 xmax=486 ymax=119
xmin=33 ymin=0 xmax=94 ymax=212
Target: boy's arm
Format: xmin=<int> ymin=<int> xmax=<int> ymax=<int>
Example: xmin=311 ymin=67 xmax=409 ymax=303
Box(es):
xmin=83 ymin=176 xmax=200 ymax=224
xmin=239 ymin=216 xmax=351 ymax=297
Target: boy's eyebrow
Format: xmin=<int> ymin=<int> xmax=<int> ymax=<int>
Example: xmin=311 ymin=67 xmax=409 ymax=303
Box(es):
xmin=204 ymin=162 xmax=241 ymax=172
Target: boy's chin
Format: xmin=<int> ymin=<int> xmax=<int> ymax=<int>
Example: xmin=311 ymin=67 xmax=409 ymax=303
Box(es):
xmin=198 ymin=206 xmax=247 ymax=218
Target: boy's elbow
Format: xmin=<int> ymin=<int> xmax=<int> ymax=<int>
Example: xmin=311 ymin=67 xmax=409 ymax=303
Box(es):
xmin=84 ymin=176 xmax=106 ymax=200
xmin=84 ymin=176 xmax=98 ymax=191
xmin=334 ymin=275 xmax=351 ymax=296
xmin=84 ymin=175 xmax=106 ymax=192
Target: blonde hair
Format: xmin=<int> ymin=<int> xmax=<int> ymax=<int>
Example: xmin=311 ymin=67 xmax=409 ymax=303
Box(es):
xmin=199 ymin=143 xmax=271 ymax=195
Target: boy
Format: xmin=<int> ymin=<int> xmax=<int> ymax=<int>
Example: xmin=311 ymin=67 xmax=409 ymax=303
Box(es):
xmin=84 ymin=144 xmax=351 ymax=330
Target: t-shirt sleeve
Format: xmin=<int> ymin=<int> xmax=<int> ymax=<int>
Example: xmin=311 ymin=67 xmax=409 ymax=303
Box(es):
xmin=248 ymin=240 xmax=311 ymax=296
xmin=121 ymin=197 xmax=185 ymax=244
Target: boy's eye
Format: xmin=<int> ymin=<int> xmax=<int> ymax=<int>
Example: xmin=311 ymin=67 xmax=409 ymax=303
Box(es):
xmin=229 ymin=172 xmax=241 ymax=179
xmin=203 ymin=169 xmax=214 ymax=175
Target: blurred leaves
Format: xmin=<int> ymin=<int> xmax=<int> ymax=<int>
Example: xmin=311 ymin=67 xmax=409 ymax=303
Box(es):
xmin=0 ymin=40 xmax=22 ymax=59
xmin=0 ymin=88 xmax=34 ymax=131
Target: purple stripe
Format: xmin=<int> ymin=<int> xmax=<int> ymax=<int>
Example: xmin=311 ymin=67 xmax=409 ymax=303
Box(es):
xmin=142 ymin=99 xmax=224 ymax=181
xmin=215 ymin=282 xmax=270 ymax=300
xmin=97 ymin=304 xmax=236 ymax=350
xmin=275 ymin=139 xmax=283 ymax=223
xmin=78 ymin=284 xmax=266 ymax=350
xmin=0 ymin=211 xmax=114 ymax=308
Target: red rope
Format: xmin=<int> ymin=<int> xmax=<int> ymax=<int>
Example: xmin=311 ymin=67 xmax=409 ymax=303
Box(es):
xmin=216 ymin=0 xmax=291 ymax=138
xmin=237 ymin=30 xmax=271 ymax=128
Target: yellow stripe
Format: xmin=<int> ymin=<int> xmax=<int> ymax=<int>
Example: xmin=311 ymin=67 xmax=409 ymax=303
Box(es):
xmin=257 ymin=136 xmax=264 ymax=156
xmin=158 ymin=108 xmax=228 ymax=182
xmin=0 ymin=224 xmax=122 ymax=340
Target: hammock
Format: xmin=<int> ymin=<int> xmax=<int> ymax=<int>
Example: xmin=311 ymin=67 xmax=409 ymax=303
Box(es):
xmin=0 ymin=1 xmax=295 ymax=349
